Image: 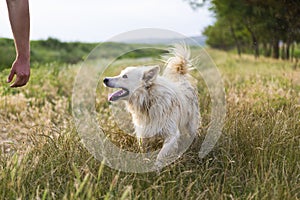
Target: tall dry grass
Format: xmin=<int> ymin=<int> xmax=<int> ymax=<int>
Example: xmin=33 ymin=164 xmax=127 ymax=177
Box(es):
xmin=0 ymin=49 xmax=299 ymax=199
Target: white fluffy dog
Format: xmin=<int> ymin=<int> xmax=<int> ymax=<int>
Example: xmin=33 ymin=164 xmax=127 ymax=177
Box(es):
xmin=103 ymin=44 xmax=199 ymax=168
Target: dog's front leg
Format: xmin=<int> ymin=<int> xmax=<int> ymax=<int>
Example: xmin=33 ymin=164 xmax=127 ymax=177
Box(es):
xmin=155 ymin=130 xmax=180 ymax=170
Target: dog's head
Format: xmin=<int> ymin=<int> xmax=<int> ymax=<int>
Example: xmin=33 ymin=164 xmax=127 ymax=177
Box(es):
xmin=103 ymin=66 xmax=160 ymax=101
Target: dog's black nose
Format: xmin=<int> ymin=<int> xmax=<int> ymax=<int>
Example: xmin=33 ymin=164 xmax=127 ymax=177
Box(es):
xmin=103 ymin=78 xmax=109 ymax=84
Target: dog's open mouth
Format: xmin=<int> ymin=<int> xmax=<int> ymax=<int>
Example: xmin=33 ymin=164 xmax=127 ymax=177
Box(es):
xmin=108 ymin=88 xmax=129 ymax=101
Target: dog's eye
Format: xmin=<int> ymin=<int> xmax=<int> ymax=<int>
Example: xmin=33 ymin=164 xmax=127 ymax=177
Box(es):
xmin=122 ymin=74 xmax=128 ymax=79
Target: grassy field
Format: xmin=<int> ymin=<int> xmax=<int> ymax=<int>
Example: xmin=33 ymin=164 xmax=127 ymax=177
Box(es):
xmin=0 ymin=47 xmax=299 ymax=199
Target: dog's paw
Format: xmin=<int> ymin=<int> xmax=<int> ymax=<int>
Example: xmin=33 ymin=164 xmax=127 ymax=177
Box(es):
xmin=154 ymin=160 xmax=163 ymax=173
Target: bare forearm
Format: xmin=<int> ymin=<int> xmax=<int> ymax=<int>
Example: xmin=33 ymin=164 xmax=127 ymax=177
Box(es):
xmin=6 ymin=0 xmax=30 ymax=87
xmin=6 ymin=0 xmax=30 ymax=60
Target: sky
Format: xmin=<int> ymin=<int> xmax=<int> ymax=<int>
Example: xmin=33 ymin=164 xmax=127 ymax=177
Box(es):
xmin=0 ymin=0 xmax=214 ymax=42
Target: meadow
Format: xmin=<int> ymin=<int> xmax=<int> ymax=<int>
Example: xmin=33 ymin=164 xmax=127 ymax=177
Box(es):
xmin=0 ymin=45 xmax=299 ymax=199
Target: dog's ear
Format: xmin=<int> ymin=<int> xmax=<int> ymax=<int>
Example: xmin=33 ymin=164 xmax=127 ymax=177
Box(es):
xmin=142 ymin=66 xmax=160 ymax=83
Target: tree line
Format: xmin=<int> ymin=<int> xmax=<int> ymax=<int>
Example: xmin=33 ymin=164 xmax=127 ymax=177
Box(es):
xmin=186 ymin=0 xmax=300 ymax=60
xmin=0 ymin=37 xmax=97 ymax=70
xmin=0 ymin=38 xmax=165 ymax=71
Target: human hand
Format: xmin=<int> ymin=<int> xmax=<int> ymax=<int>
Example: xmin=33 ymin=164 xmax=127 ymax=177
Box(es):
xmin=7 ymin=57 xmax=30 ymax=88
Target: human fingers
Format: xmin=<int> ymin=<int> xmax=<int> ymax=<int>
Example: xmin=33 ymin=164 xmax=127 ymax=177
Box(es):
xmin=10 ymin=74 xmax=28 ymax=88
xmin=7 ymin=69 xmax=16 ymax=83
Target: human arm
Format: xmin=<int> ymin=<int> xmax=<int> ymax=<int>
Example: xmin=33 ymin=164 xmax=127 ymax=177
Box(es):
xmin=6 ymin=0 xmax=30 ymax=87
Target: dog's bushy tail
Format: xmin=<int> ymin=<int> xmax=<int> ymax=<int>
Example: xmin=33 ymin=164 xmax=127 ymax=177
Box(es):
xmin=163 ymin=43 xmax=192 ymax=79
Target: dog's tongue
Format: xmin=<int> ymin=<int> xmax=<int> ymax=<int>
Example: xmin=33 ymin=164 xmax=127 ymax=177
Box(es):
xmin=108 ymin=89 xmax=123 ymax=101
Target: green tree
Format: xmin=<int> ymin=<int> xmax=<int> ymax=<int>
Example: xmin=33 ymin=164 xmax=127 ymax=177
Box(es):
xmin=187 ymin=0 xmax=300 ymax=60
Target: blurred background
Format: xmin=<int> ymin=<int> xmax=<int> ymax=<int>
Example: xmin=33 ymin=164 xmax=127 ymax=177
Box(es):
xmin=1 ymin=0 xmax=299 ymax=67
xmin=0 ymin=0 xmax=213 ymax=42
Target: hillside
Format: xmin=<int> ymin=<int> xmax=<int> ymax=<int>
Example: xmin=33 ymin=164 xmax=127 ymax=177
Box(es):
xmin=0 ymin=38 xmax=167 ymax=71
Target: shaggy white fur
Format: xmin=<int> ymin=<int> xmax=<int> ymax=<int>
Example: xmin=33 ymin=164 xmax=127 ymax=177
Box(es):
xmin=103 ymin=44 xmax=200 ymax=169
